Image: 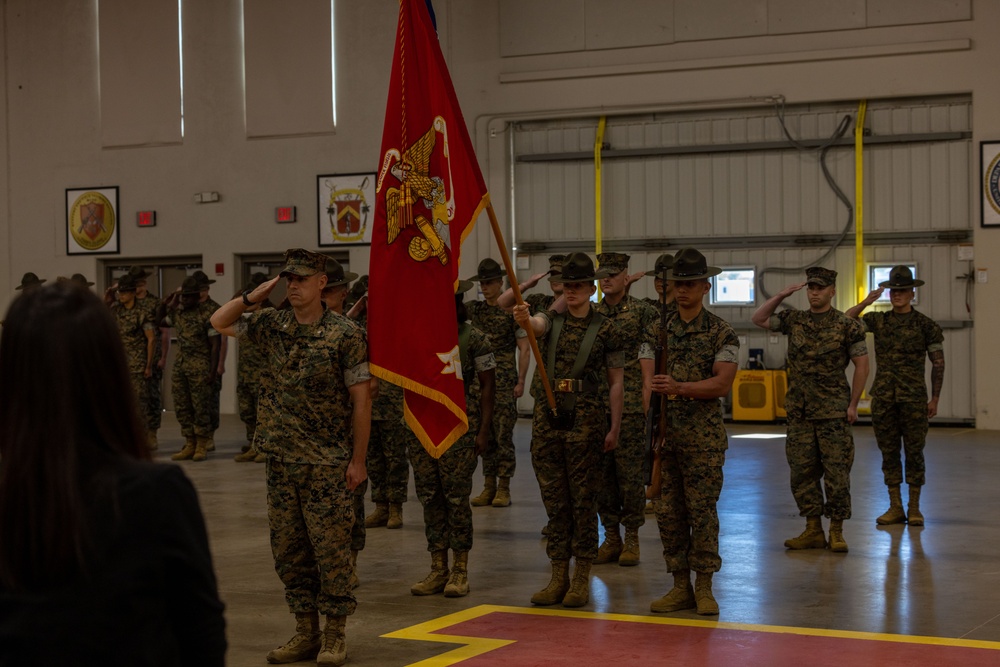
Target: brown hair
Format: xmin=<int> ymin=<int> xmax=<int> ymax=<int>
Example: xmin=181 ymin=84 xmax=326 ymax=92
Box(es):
xmin=0 ymin=283 xmax=150 ymax=591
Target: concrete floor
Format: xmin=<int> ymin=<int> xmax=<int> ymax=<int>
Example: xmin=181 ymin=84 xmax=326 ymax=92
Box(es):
xmin=162 ymin=414 xmax=1000 ymax=666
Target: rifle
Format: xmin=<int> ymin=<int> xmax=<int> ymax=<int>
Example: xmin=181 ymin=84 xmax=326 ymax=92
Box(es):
xmin=645 ymin=266 xmax=669 ymax=500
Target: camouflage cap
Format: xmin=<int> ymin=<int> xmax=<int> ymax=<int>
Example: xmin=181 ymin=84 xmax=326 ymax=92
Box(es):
xmin=15 ymin=272 xmax=46 ymax=291
xmin=192 ymin=270 xmax=216 ymax=287
xmin=650 ymin=253 xmax=674 ymax=276
xmin=879 ymin=265 xmax=924 ymax=288
xmin=127 ymin=266 xmax=150 ymax=280
xmin=666 ymin=248 xmax=721 ymax=281
xmin=70 ymin=273 xmax=95 ymax=287
xmin=549 ymin=252 xmax=612 ymax=283
xmin=469 ymin=258 xmax=504 ymax=282
xmin=547 ymin=254 xmax=566 ymax=275
xmin=279 ymin=248 xmax=327 ymax=277
xmin=116 ymin=274 xmax=138 ymax=292
xmin=805 ymin=266 xmax=837 ymax=287
xmin=242 ymin=272 xmax=270 ymax=293
xmin=596 ymin=252 xmax=630 ymax=275
xmin=180 ymin=276 xmax=203 ymax=295
xmin=324 ymin=258 xmax=359 ymax=288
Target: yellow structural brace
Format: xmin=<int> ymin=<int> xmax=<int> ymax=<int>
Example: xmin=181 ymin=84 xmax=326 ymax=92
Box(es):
xmin=855 ymin=100 xmax=867 ymax=303
xmin=595 ymin=116 xmax=607 ymax=298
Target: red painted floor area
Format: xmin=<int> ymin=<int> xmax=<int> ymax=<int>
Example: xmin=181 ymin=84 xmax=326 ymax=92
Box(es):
xmin=429 ymin=611 xmax=1000 ymax=667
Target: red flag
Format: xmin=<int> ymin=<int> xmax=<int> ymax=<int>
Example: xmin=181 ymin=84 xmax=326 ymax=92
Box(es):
xmin=369 ymin=0 xmax=489 ymax=458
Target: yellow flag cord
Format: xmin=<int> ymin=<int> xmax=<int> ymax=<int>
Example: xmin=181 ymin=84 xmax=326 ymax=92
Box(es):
xmin=854 ymin=100 xmax=867 ymax=303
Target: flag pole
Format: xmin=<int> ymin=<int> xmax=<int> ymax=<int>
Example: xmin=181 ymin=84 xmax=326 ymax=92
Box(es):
xmin=485 ymin=202 xmax=558 ymax=415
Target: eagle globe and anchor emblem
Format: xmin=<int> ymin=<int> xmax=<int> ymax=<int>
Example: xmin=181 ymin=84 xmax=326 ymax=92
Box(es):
xmin=326 ymin=176 xmax=371 ymax=243
xmin=377 ymin=115 xmax=457 ymax=265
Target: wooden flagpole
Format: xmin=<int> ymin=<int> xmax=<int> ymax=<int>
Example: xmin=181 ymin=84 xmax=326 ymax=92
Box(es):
xmin=485 ymin=202 xmax=558 ymax=415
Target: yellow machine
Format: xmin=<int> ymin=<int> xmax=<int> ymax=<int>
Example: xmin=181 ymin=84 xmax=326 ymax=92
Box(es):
xmin=732 ymin=370 xmax=776 ymax=421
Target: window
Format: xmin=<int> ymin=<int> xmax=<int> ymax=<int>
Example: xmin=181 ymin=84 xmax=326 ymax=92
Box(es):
xmin=710 ymin=267 xmax=756 ymax=306
xmin=869 ymin=264 xmax=918 ymax=304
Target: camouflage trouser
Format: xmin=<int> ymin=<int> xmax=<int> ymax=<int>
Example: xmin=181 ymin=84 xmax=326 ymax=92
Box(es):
xmin=871 ymin=398 xmax=928 ymax=487
xmin=210 ymin=374 xmax=222 ymax=432
xmin=530 ymin=401 xmax=603 ymax=561
xmin=786 ymin=415 xmax=855 ymax=520
xmin=598 ymin=412 xmax=647 ymax=532
xmin=482 ymin=379 xmax=518 ymax=479
xmin=408 ymin=441 xmax=477 ymax=552
xmin=351 ymin=479 xmax=368 ymax=552
xmin=237 ymin=380 xmax=260 ymax=442
xmin=172 ymin=365 xmax=214 ymax=438
xmin=367 ymin=419 xmax=412 ymax=504
xmin=146 ymin=364 xmax=163 ymax=430
xmin=267 ymin=460 xmax=356 ymax=617
xmin=128 ymin=371 xmax=151 ymax=429
xmin=655 ymin=445 xmax=725 ymax=574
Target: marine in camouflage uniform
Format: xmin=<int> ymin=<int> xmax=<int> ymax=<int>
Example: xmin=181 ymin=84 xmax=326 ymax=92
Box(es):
xmin=754 ymin=266 xmax=869 ymax=553
xmin=213 ymin=248 xmax=370 ymax=665
xmin=366 ymin=380 xmax=414 ymax=528
xmin=110 ymin=274 xmax=156 ymax=433
xmin=164 ymin=276 xmax=221 ymax=462
xmin=643 ymin=253 xmax=678 ymax=317
xmin=232 ymin=273 xmax=274 ymax=463
xmin=409 ymin=286 xmax=496 ymax=598
xmin=130 ymin=268 xmax=166 ymax=449
xmin=644 ymin=249 xmax=739 ymax=616
xmin=848 ymin=265 xmax=945 ymax=526
xmin=514 ymin=253 xmax=624 ymax=609
xmin=593 ymin=252 xmax=657 ymax=567
xmin=467 ymin=258 xmax=523 ymax=508
xmin=192 ymin=271 xmax=224 ymax=435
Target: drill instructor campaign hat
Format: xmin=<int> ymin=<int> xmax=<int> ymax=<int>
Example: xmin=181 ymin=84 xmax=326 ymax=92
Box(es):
xmin=15 ymin=272 xmax=46 ymax=291
xmin=116 ymin=274 xmax=138 ymax=293
xmin=469 ymin=258 xmax=505 ymax=282
xmin=324 ymin=258 xmax=359 ymax=287
xmin=549 ymin=252 xmax=612 ymax=284
xmin=665 ymin=248 xmax=722 ymax=281
xmin=649 ymin=253 xmax=674 ymax=277
xmin=878 ymin=265 xmax=924 ymax=288
xmin=180 ymin=276 xmax=203 ymax=295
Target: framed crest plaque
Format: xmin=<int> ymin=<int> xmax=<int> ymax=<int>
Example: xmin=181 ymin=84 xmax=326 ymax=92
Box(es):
xmin=982 ymin=141 xmax=1000 ymax=228
xmin=66 ymin=186 xmax=120 ymax=255
xmin=317 ymin=172 xmax=375 ymax=247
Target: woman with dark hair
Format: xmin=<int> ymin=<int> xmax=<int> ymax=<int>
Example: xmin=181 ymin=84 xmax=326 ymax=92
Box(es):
xmin=0 ymin=283 xmax=226 ymax=666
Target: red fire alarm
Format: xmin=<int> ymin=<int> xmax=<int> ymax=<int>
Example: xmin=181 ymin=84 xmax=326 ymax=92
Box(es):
xmin=275 ymin=206 xmax=297 ymax=223
xmin=137 ymin=211 xmax=156 ymax=227
xmin=215 ymin=263 xmax=224 ymax=276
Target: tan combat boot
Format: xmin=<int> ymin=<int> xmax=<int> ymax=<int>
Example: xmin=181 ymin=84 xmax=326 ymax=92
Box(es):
xmin=784 ymin=516 xmax=827 ymax=550
xmin=530 ymin=559 xmax=570 ymax=606
xmin=876 ymin=485 xmax=906 ymax=525
xmin=828 ymin=518 xmax=848 ymax=552
xmin=206 ymin=435 xmax=216 ymax=451
xmin=170 ymin=436 xmax=197 ymax=461
xmin=254 ymin=451 xmax=267 ymax=463
xmin=348 ymin=550 xmax=359 ymax=591
xmin=387 ymin=503 xmax=403 ymax=529
xmin=694 ymin=571 xmax=719 ymax=615
xmin=619 ymin=527 xmax=640 ymax=567
xmin=471 ymin=477 xmax=497 ymax=506
xmin=147 ymin=430 xmax=158 ymax=451
xmin=907 ymin=485 xmax=924 ymax=526
xmin=650 ymin=569 xmax=695 ymax=613
xmin=492 ymin=477 xmax=512 ymax=507
xmin=316 ymin=615 xmax=347 ymax=667
xmin=192 ymin=436 xmax=211 ymax=462
xmin=561 ymin=558 xmax=592 ymax=608
xmin=234 ymin=447 xmax=258 ymax=462
xmin=265 ymin=611 xmax=320 ymax=664
xmin=444 ymin=551 xmax=470 ymax=597
xmin=594 ymin=527 xmax=622 ymax=564
xmin=365 ymin=502 xmax=389 ymax=528
xmin=411 ymin=550 xmax=449 ymax=595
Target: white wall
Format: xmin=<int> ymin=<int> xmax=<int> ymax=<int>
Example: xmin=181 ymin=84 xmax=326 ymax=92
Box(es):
xmin=2 ymin=0 xmax=998 ymax=426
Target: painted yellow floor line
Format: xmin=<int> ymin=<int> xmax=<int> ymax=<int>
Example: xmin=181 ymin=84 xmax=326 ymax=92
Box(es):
xmin=382 ymin=604 xmax=1000 ymax=667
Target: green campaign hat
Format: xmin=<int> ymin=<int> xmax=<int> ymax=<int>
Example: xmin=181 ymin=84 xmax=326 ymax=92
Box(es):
xmin=549 ymin=252 xmax=611 ymax=283
xmin=127 ymin=266 xmax=150 ymax=280
xmin=650 ymin=253 xmax=674 ymax=276
xmin=666 ymin=248 xmax=721 ymax=281
xmin=879 ymin=265 xmax=924 ymax=288
xmin=180 ymin=276 xmax=203 ymax=295
xmin=116 ymin=274 xmax=138 ymax=292
xmin=192 ymin=270 xmax=216 ymax=286
xmin=324 ymin=258 xmax=359 ymax=287
xmin=469 ymin=258 xmax=504 ymax=282
xmin=455 ymin=279 xmax=474 ymax=295
xmin=15 ymin=272 xmax=46 ymax=291
xmin=70 ymin=273 xmax=95 ymax=287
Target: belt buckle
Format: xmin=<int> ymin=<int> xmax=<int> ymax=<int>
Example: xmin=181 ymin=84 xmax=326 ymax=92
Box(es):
xmin=555 ymin=379 xmax=580 ymax=393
